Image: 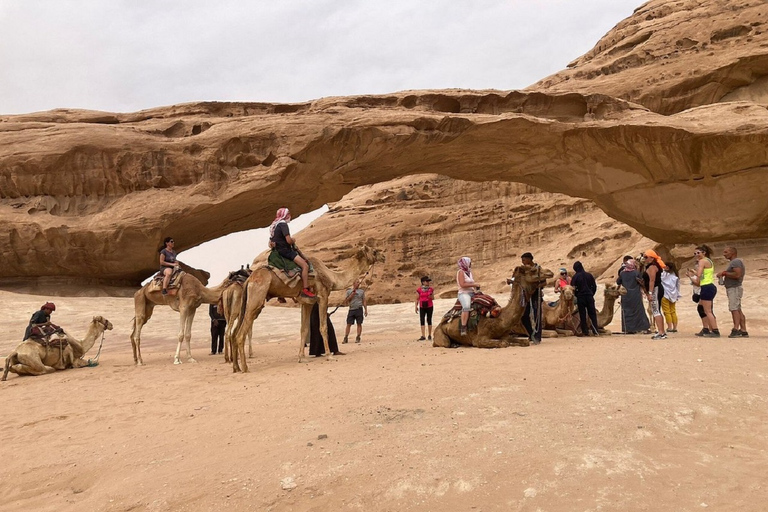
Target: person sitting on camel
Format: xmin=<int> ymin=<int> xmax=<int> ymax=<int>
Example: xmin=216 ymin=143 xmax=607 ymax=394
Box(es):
xmin=269 ymin=207 xmax=316 ymax=298
xmin=457 ymin=257 xmax=480 ymax=336
xmin=159 ymin=236 xmax=181 ymax=295
xmin=23 ymin=302 xmax=62 ymax=340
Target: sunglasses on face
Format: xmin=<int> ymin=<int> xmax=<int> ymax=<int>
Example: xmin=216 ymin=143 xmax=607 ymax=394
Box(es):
xmin=694 ymin=251 xmax=702 ymax=255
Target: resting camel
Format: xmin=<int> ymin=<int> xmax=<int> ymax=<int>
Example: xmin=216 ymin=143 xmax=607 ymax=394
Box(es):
xmin=571 ymin=283 xmax=627 ymax=333
xmin=130 ymin=272 xmax=229 ymax=365
xmin=3 ymin=316 xmax=113 ymax=380
xmin=231 ymin=245 xmax=385 ymax=373
xmin=432 ymin=265 xmax=554 ymax=348
xmin=540 ymin=285 xmax=577 ymax=332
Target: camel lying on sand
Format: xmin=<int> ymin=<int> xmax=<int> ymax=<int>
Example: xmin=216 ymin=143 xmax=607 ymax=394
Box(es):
xmin=231 ymin=245 xmax=384 ymax=373
xmin=432 ymin=265 xmax=554 ymax=348
xmin=3 ymin=316 xmax=113 ymax=380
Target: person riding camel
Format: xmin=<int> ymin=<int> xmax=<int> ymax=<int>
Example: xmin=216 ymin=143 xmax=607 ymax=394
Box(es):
xmin=23 ymin=302 xmax=62 ymax=340
xmin=159 ymin=237 xmax=180 ymax=296
xmin=457 ymin=257 xmax=480 ymax=336
xmin=269 ymin=207 xmax=316 ymax=298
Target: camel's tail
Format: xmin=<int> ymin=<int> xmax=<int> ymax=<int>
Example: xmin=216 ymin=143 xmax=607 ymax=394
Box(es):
xmin=2 ymin=351 xmax=16 ymax=381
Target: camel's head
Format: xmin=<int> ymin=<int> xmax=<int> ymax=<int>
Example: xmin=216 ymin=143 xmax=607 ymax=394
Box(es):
xmin=560 ymin=285 xmax=575 ymax=301
xmin=604 ymin=283 xmax=627 ymax=297
xmin=356 ymin=245 xmax=385 ymax=265
xmin=93 ymin=316 xmax=114 ymax=331
xmin=510 ymin=265 xmax=554 ymax=294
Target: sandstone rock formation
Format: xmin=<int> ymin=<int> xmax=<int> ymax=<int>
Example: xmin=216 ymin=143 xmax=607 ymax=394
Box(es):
xmin=1 ymin=0 xmax=767 ymax=289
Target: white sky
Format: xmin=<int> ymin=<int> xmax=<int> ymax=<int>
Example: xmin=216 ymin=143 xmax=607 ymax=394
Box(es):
xmin=0 ymin=0 xmax=642 ymax=282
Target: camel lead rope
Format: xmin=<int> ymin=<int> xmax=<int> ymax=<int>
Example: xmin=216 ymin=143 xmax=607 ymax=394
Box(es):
xmin=85 ymin=331 xmax=106 ymax=367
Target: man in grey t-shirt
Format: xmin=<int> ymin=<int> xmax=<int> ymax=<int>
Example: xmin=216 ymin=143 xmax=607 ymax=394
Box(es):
xmin=718 ymin=246 xmax=747 ymax=338
xmin=342 ymin=278 xmax=367 ymax=344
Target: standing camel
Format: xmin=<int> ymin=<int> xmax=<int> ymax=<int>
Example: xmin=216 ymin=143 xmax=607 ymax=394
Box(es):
xmin=218 ymin=272 xmax=253 ymax=363
xmin=130 ymin=273 xmax=229 ymax=365
xmin=231 ymin=245 xmax=384 ymax=373
xmin=3 ymin=316 xmax=113 ymax=380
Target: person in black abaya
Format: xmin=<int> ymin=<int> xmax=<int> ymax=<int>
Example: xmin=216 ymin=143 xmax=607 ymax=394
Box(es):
xmin=308 ymin=302 xmax=345 ymax=356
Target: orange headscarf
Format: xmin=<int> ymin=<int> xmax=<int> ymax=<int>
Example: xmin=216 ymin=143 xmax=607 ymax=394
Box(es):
xmin=643 ymin=249 xmax=667 ymax=270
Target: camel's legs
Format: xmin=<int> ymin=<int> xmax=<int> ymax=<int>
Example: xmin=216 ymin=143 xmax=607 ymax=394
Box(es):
xmin=472 ymin=338 xmax=511 ymax=349
xmin=174 ymin=307 xmax=198 ymax=364
xmin=232 ymin=283 xmax=268 ymax=373
xmin=298 ymin=304 xmax=311 ymax=362
xmin=432 ymin=325 xmax=452 ymax=348
xmin=131 ymin=301 xmax=154 ymax=366
xmin=12 ymin=352 xmax=56 ymax=376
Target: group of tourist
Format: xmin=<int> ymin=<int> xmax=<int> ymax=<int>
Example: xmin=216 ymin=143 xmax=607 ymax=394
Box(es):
xmin=20 ymin=205 xmax=750 ymax=351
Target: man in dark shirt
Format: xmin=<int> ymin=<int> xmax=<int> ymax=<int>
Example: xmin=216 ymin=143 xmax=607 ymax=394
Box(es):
xmin=571 ymin=261 xmax=600 ymax=336
xmin=520 ymin=252 xmax=543 ymax=344
xmin=209 ymin=303 xmax=227 ymax=355
xmin=24 ymin=302 xmax=57 ymax=340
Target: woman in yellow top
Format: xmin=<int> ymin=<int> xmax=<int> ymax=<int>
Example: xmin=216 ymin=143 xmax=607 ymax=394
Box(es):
xmin=687 ymin=244 xmax=720 ymax=337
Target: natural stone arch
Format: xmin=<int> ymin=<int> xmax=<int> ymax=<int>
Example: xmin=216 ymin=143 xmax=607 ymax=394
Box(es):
xmin=0 ymin=90 xmax=767 ymax=288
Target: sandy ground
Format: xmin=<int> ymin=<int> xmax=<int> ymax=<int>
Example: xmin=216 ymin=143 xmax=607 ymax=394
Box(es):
xmin=1 ymin=279 xmax=767 ymax=512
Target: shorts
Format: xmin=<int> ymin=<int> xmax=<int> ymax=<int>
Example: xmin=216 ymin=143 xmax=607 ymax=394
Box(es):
xmin=699 ymin=283 xmax=717 ymax=301
xmin=346 ymin=308 xmax=364 ymax=325
xmin=458 ymin=292 xmax=474 ymax=312
xmin=277 ymin=247 xmax=299 ymax=262
xmin=726 ymin=286 xmax=743 ymax=311
xmin=649 ymin=292 xmax=662 ymax=318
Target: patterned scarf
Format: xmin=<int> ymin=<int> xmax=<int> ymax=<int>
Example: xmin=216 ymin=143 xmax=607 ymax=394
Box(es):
xmin=457 ymin=257 xmax=472 ymax=276
xmin=269 ymin=207 xmax=291 ymax=239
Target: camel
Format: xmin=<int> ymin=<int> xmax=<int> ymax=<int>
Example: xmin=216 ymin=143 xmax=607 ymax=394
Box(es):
xmin=130 ymin=272 xmax=230 ymax=366
xmin=432 ymin=265 xmax=554 ymax=348
xmin=570 ymin=283 xmax=627 ymax=333
xmin=231 ymin=245 xmax=385 ymax=373
xmin=540 ymin=285 xmax=577 ymax=332
xmin=3 ymin=316 xmax=113 ymax=380
xmin=218 ymin=272 xmax=254 ymax=363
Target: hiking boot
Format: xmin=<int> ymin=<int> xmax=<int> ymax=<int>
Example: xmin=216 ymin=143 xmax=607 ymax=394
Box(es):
xmin=342 ymin=336 xmax=348 ymax=344
xmin=418 ymin=336 xmax=426 ymax=341
xmin=651 ymin=333 xmax=667 ymax=340
xmin=301 ymin=288 xmax=316 ymax=298
xmin=703 ymin=330 xmax=720 ymax=338
xmin=355 ymin=336 xmax=361 ymax=344
xmin=161 ymin=289 xmax=168 ymax=296
xmin=728 ymin=329 xmax=741 ymax=338
xmin=695 ymin=328 xmax=710 ymax=337
xmin=740 ymin=331 xmax=749 ymax=338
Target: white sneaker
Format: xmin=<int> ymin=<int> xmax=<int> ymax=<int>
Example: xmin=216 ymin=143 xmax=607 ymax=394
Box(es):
xmin=651 ymin=333 xmax=667 ymax=340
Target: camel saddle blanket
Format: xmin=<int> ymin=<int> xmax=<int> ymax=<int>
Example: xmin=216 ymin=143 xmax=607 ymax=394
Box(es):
xmin=28 ymin=325 xmax=69 ymax=347
xmin=226 ymin=268 xmax=251 ymax=284
xmin=442 ymin=293 xmax=502 ymax=331
xmin=149 ymin=268 xmax=185 ymax=292
xmin=264 ymin=250 xmax=315 ymax=287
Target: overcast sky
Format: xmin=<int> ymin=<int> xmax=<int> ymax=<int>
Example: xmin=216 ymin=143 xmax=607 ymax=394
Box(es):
xmin=0 ymin=0 xmax=642 ymax=282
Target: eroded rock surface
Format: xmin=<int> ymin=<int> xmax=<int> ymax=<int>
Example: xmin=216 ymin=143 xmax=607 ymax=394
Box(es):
xmin=1 ymin=0 xmax=767 ymax=287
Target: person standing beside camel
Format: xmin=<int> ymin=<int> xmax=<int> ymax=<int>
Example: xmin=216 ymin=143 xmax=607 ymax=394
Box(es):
xmin=209 ymin=303 xmax=226 ymax=355
xmin=571 ymin=261 xmax=600 ymax=337
xmin=718 ymin=246 xmax=748 ymax=338
xmin=159 ymin=237 xmax=180 ymax=295
xmin=520 ymin=252 xmax=542 ymax=343
xmin=660 ymin=262 xmax=681 ymax=333
xmin=554 ymin=268 xmax=570 ymax=294
xmin=269 ymin=207 xmax=315 ymax=298
xmin=415 ymin=276 xmax=435 ymax=341
xmin=641 ymin=249 xmax=668 ymax=340
xmin=342 ymin=278 xmax=367 ymax=344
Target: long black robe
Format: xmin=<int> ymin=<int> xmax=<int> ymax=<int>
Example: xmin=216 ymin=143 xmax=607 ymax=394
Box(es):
xmin=617 ymin=269 xmax=650 ymax=333
xmin=308 ymin=303 xmax=340 ymax=356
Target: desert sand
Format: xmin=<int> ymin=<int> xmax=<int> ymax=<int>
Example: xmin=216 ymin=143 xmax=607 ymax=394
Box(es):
xmin=2 ymin=275 xmax=766 ymax=512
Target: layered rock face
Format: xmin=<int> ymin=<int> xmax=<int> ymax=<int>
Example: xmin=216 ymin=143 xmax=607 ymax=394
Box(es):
xmin=1 ymin=0 xmax=767 ymax=289
xmin=290 ymin=175 xmax=653 ymax=303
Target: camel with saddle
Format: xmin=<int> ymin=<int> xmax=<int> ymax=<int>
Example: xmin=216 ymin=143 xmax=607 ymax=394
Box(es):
xmin=432 ymin=265 xmax=554 ymax=348
xmin=217 ymin=267 xmax=253 ymax=363
xmin=3 ymin=316 xmax=113 ymax=380
xmin=130 ymin=263 xmax=229 ymax=365
xmin=231 ymin=244 xmax=385 ymax=373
